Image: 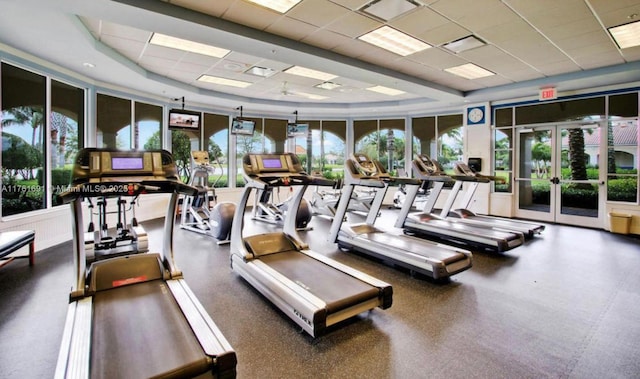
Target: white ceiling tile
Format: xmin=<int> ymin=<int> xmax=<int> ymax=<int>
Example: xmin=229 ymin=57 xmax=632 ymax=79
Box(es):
xmin=408 ymin=47 xmax=467 ymax=69
xmin=594 ymin=4 xmax=640 ymax=28
xmin=166 ymin=0 xmax=236 ymax=18
xmin=331 ymin=39 xmax=378 ymax=59
xmin=287 ymin=0 xmax=352 ymax=28
xmin=458 ymin=45 xmax=530 ymax=73
xmin=98 ymin=22 xmax=151 ymax=43
xmin=265 ymin=17 xmax=318 ymax=41
xmin=575 ymin=54 xmax=626 ymax=70
xmin=534 ymin=60 xmax=582 ymax=76
xmin=325 ymin=11 xmax=381 ymax=38
xmin=301 ymin=29 xmax=353 ymax=50
xmin=143 ymin=44 xmax=187 ymax=60
xmin=417 ymin=22 xmax=471 ymax=46
xmin=388 ymin=7 xmax=449 ymax=36
xmin=328 ymin=0 xmax=371 ymax=11
xmin=222 ymin=1 xmax=284 ymax=30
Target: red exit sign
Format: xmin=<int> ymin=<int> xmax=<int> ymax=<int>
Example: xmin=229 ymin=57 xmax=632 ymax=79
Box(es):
xmin=539 ymin=87 xmax=557 ymax=100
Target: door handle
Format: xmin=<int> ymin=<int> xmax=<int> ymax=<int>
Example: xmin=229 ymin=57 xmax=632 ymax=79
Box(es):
xmin=549 ymin=177 xmax=560 ymax=184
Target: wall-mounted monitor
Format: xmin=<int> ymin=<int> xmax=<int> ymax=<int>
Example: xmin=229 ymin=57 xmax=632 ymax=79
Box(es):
xmin=287 ymin=123 xmax=309 ymax=138
xmin=231 ymin=117 xmax=256 ymax=136
xmin=168 ymin=109 xmax=201 ymax=131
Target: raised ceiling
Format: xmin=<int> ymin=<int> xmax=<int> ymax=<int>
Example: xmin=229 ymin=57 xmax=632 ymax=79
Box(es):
xmin=1 ymin=0 xmax=640 ymax=115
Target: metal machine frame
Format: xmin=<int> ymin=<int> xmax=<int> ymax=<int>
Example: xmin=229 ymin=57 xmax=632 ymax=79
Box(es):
xmin=180 ymin=150 xmax=235 ymax=244
xmin=394 ymin=154 xmax=525 ymax=253
xmin=328 ymin=153 xmax=473 ymax=280
xmin=55 ymin=148 xmax=236 ymax=378
xmin=230 ymin=153 xmax=392 ymax=337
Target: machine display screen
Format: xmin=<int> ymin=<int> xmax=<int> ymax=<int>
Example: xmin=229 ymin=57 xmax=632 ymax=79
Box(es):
xmin=262 ymin=158 xmax=283 ymax=169
xmin=111 ymin=157 xmax=144 ymax=170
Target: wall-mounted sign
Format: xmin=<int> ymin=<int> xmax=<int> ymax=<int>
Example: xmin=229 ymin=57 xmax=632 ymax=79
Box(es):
xmin=539 ymin=87 xmax=557 ymax=101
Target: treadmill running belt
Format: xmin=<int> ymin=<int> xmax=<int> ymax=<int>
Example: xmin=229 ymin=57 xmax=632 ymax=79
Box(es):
xmin=259 ymin=251 xmax=379 ymax=313
xmin=359 ymin=232 xmax=466 ymax=265
xmin=91 ymin=280 xmax=211 ymax=379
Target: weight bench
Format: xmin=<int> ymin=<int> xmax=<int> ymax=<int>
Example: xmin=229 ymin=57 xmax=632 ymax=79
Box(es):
xmin=0 ymin=230 xmax=35 ymax=268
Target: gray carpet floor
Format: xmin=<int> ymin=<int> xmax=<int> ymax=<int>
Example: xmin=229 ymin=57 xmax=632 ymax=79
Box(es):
xmin=1 ymin=209 xmax=639 ymax=378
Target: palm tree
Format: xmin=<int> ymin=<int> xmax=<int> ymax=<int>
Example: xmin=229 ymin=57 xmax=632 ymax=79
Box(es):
xmin=2 ymin=106 xmax=44 ymax=179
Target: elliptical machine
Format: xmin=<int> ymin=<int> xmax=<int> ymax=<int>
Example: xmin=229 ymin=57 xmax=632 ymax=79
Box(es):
xmin=252 ymin=186 xmax=313 ymax=230
xmin=179 ymin=150 xmax=236 ymax=244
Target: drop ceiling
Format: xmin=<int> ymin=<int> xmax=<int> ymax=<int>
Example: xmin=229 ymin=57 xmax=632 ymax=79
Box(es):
xmin=1 ymin=0 xmax=640 ymax=116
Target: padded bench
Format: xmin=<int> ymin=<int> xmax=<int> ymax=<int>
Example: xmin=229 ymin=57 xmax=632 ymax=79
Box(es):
xmin=0 ymin=230 xmax=35 ymax=268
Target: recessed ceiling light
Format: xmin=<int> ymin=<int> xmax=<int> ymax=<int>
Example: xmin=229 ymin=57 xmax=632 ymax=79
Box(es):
xmin=608 ymin=20 xmax=640 ymax=49
xmin=443 ymin=35 xmax=486 ymax=53
xmin=361 ymin=0 xmax=419 ymax=22
xmin=197 ymin=75 xmax=252 ymax=88
xmin=366 ymin=85 xmax=405 ymax=96
xmin=315 ymin=81 xmax=342 ymax=90
xmin=246 ymin=0 xmax=302 ymax=13
xmin=149 ymin=33 xmax=230 ymax=58
xmin=245 ymin=66 xmax=277 ymax=78
xmin=358 ymin=26 xmax=430 ymax=56
xmin=445 ymin=63 xmax=495 ymax=79
xmin=82 ymin=62 xmax=95 ymax=68
xmin=284 ymin=66 xmax=338 ymax=81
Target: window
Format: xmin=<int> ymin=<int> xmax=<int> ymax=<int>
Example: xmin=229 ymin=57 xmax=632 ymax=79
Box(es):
xmin=51 ymin=79 xmax=85 ymax=205
xmin=1 ymin=63 xmax=46 ymax=216
xmin=494 ymin=128 xmax=513 ymax=192
xmin=354 ymin=119 xmax=404 ymax=175
xmin=203 ymin=113 xmax=229 ymax=188
xmin=436 ymin=114 xmax=463 ymax=174
xmin=135 ymin=101 xmax=162 ymax=150
xmin=97 ymin=94 xmax=131 ymax=149
xmin=1 ymin=63 xmax=85 ymax=216
xmin=606 ymin=119 xmax=638 ymax=203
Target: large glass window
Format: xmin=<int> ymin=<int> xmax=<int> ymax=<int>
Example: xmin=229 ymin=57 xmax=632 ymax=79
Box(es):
xmin=203 ymin=113 xmax=229 ymax=188
xmin=436 ymin=115 xmax=463 ymax=174
xmin=354 ymin=119 xmax=404 ymax=175
xmin=319 ymin=120 xmax=346 ymax=179
xmin=135 ymin=101 xmax=161 ymax=150
xmin=97 ymin=93 xmax=131 ymax=149
xmin=1 ymin=63 xmax=46 ymax=216
xmin=51 ymin=79 xmax=84 ymax=205
xmin=494 ymin=128 xmax=513 ymax=192
xmin=1 ymin=64 xmax=85 ymax=216
xmin=607 ymin=93 xmax=638 ymax=203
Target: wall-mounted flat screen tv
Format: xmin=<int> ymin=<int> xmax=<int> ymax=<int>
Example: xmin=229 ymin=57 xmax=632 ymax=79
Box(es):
xmin=168 ymin=109 xmax=201 ymax=131
xmin=287 ymin=123 xmax=309 ymax=138
xmin=231 ymin=118 xmax=256 ymax=136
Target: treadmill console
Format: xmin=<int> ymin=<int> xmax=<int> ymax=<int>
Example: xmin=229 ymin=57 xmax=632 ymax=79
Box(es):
xmin=242 ymin=153 xmax=334 ymax=187
xmin=243 ymin=153 xmax=303 ymax=175
xmin=73 ymin=148 xmax=178 ymax=183
xmin=351 ymin=153 xmax=379 ymax=176
xmin=61 ymin=148 xmax=193 ymax=201
xmin=414 ymin=154 xmax=439 ymax=174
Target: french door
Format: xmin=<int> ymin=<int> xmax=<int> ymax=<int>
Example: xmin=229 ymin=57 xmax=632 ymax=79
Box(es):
xmin=515 ymin=123 xmax=604 ymax=228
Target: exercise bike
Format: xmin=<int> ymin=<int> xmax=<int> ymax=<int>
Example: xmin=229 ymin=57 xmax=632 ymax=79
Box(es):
xmin=179 ymin=151 xmax=236 ymax=244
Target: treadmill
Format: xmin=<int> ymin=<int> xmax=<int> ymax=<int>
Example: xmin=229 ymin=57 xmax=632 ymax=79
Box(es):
xmin=55 ymin=148 xmax=236 ymax=379
xmin=230 ymin=153 xmax=392 ymax=337
xmin=396 ymin=154 xmax=525 ymax=252
xmin=439 ymin=161 xmax=545 ymax=239
xmin=328 ymin=153 xmax=473 ymax=280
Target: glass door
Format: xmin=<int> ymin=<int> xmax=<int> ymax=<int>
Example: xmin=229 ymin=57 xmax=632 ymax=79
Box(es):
xmin=554 ymin=123 xmax=603 ymax=227
xmin=516 ymin=127 xmax=555 ymax=222
xmin=516 ymin=123 xmax=604 ymax=227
